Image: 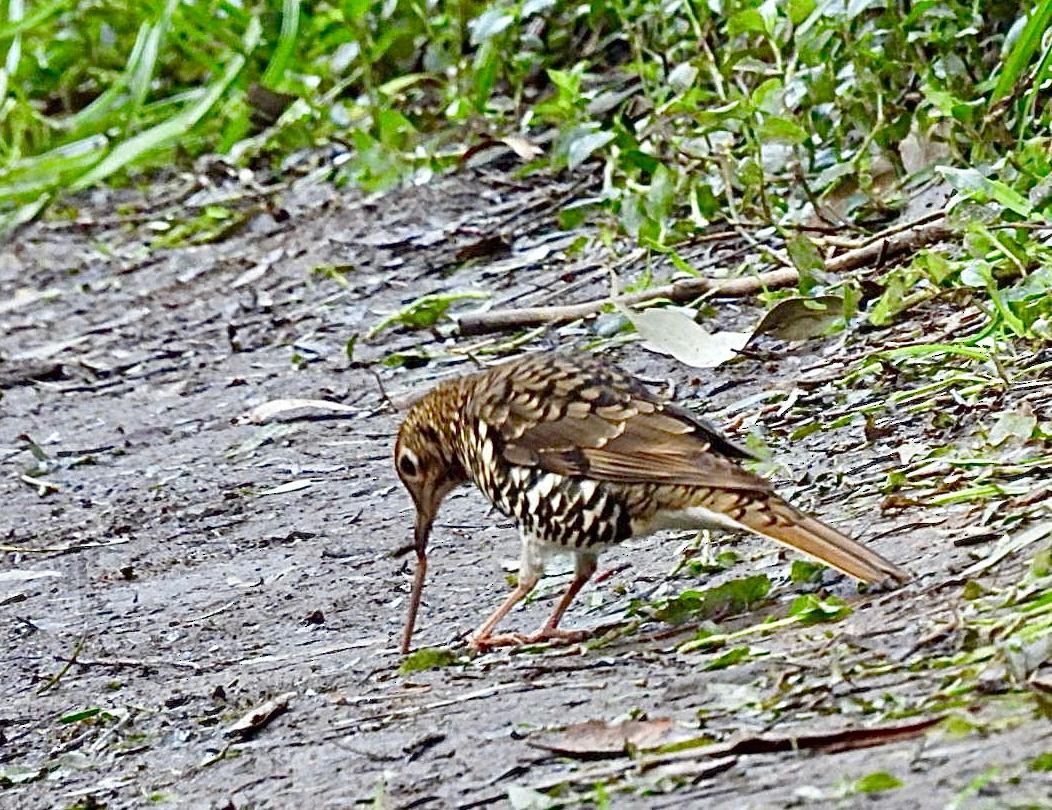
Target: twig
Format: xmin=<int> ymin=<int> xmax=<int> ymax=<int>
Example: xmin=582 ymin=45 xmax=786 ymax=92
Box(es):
xmin=0 ymin=539 xmax=130 ymax=555
xmin=72 ymin=656 xmax=203 ymax=672
xmin=36 ymin=635 xmax=86 ymax=695
xmin=225 ymin=691 xmax=297 ymax=739
xmin=456 ymin=218 xmax=952 ymax=336
xmin=341 ymin=682 xmax=530 ymax=727
xmin=457 ymin=268 xmax=799 ymax=336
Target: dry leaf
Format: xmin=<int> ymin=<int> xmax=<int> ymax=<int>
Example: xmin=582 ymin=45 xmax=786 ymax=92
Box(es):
xmin=624 ymin=307 xmax=749 ymax=368
xmin=529 ymin=718 xmax=681 ymax=758
xmin=753 ymin=296 xmax=843 ymax=341
xmin=224 ymin=691 xmax=296 ymax=739
xmin=234 ymin=398 xmax=358 ymax=425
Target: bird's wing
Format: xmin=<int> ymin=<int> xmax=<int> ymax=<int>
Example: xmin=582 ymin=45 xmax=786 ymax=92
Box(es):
xmin=471 ymin=352 xmax=771 ymax=492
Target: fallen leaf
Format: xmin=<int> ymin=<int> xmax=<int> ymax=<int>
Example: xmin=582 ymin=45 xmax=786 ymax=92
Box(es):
xmin=501 ymin=135 xmax=543 ymax=160
xmin=224 ymin=691 xmax=296 ymax=739
xmin=529 ymin=718 xmax=682 ymax=758
xmin=0 ymin=569 xmax=61 ymax=584
xmin=399 ymin=647 xmax=459 ymax=675
xmin=897 ymin=441 xmax=929 ymax=464
xmin=455 ymin=234 xmax=512 ymax=262
xmin=753 ymin=296 xmax=843 ymax=341
xmin=257 ymin=479 xmax=319 ymax=496
xmin=988 ymin=405 xmax=1037 ymax=447
xmin=506 ymin=784 xmax=555 ymax=810
xmin=624 ymin=306 xmax=749 ymax=368
xmin=234 ymin=398 xmax=359 ymax=425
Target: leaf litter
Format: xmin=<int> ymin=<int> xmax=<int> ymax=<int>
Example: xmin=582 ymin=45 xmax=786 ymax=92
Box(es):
xmin=1 ymin=169 xmax=1050 ymax=810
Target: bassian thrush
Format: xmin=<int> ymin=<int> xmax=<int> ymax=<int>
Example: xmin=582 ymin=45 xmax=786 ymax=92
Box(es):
xmin=394 ymin=351 xmax=908 ymax=653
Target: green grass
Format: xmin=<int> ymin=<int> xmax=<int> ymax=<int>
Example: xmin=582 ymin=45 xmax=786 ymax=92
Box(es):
xmin=2 ymin=1 xmax=1051 ymax=248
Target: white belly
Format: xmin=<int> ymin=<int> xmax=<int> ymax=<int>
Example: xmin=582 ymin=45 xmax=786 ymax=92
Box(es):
xmin=634 ymin=505 xmax=748 ymax=537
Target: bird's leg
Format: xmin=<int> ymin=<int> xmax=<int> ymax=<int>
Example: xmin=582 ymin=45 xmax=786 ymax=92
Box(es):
xmin=469 ymin=534 xmax=545 ymax=651
xmin=521 ymin=552 xmax=598 ymax=645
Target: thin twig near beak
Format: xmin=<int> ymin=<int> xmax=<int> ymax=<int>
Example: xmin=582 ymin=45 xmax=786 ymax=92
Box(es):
xmin=400 ymin=518 xmax=431 ymax=654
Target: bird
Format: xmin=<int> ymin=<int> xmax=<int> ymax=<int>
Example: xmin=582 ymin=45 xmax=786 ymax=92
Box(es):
xmin=394 ymin=351 xmax=908 ymax=654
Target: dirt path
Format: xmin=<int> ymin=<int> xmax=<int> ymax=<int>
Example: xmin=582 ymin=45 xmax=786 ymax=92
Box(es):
xmin=2 ymin=169 xmax=1049 ymax=809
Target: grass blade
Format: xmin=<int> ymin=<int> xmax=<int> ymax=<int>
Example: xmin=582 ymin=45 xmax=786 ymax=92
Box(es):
xmin=989 ymin=1 xmax=1052 ymax=106
xmin=261 ymin=0 xmax=300 ymax=88
xmin=69 ymin=38 xmax=255 ymax=192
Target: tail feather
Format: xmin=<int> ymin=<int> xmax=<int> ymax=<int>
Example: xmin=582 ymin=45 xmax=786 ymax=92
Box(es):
xmin=740 ymin=497 xmax=908 ymax=586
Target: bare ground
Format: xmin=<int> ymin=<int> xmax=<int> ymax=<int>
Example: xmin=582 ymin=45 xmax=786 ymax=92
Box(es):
xmin=1 ymin=167 xmax=1050 ymax=809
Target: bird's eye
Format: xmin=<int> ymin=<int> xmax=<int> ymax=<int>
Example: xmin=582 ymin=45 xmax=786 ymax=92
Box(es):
xmin=399 ymin=453 xmax=419 ymax=478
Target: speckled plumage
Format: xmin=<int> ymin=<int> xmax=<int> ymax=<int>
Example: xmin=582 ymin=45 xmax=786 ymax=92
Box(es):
xmin=394 ymin=352 xmax=907 ymax=653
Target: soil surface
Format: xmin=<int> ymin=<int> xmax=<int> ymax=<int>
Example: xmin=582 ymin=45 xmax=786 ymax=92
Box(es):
xmin=1 ymin=166 xmax=1050 ymax=810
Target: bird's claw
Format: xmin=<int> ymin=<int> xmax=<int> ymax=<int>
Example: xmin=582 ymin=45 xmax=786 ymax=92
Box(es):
xmin=470 ymin=627 xmax=590 ymax=652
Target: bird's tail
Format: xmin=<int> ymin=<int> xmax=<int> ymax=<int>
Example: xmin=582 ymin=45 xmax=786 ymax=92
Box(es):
xmin=733 ymin=494 xmax=908 ymax=586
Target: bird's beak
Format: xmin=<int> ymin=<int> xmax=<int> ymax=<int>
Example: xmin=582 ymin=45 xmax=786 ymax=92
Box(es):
xmin=400 ymin=507 xmax=433 ymax=655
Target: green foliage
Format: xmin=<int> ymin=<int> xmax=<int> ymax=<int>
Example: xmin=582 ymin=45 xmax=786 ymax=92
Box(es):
xmin=788 ymin=559 xmax=824 ymax=584
xmin=849 ymin=771 xmax=904 ymax=795
xmin=787 ymin=593 xmax=851 ymax=624
xmin=652 ymin=574 xmax=770 ymax=625
xmin=398 ymin=646 xmax=459 ymax=674
xmin=702 ymin=645 xmax=753 ymax=671
xmin=4 ymin=0 xmax=1051 ymax=246
xmin=368 ymin=290 xmax=489 ymax=337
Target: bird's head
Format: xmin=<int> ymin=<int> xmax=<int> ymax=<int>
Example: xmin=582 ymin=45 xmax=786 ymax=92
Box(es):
xmin=394 ymin=385 xmax=469 ymax=549
xmin=394 ymin=379 xmax=471 ymax=654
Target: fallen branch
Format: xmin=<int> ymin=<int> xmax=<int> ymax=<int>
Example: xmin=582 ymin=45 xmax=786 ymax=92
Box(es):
xmin=456 ymin=218 xmax=952 ymax=336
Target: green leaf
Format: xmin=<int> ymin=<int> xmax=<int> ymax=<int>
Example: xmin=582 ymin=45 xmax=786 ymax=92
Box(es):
xmin=261 ymin=0 xmax=300 ymax=88
xmin=566 ymin=130 xmax=615 ymax=171
xmin=59 ymin=707 xmax=102 ymax=724
xmin=787 ymin=594 xmax=851 ymax=624
xmin=469 ymin=7 xmax=515 ymax=44
xmin=788 ymin=0 xmax=816 ymax=25
xmin=399 ymin=647 xmax=459 ymax=674
xmin=703 ymin=645 xmax=752 ymax=670
xmin=786 ymin=233 xmax=827 ymax=292
xmin=728 ymin=8 xmax=769 ymax=35
xmin=938 ymin=166 xmax=1033 ymax=217
xmin=342 ymin=0 xmax=370 ymax=24
xmin=70 ymin=42 xmax=253 ymax=192
xmin=757 ymin=116 xmax=808 ymax=144
xmin=990 ymin=2 xmax=1052 ymax=105
xmin=853 ymin=771 xmax=904 ymax=794
xmin=0 ymin=0 xmax=71 ymax=42
xmin=789 ymin=559 xmax=825 ymax=583
xmin=646 ymin=164 xmax=676 ymax=223
xmin=368 ymin=291 xmax=488 ymax=338
xmin=655 ymin=575 xmax=771 ymax=625
xmin=1029 ymin=752 xmax=1052 ymax=772
xmin=381 ymin=351 xmax=432 ymax=369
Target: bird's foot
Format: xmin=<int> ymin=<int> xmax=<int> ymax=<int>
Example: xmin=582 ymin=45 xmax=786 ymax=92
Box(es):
xmin=470 ymin=627 xmax=591 ymax=652
xmin=469 ymin=632 xmax=528 ymax=652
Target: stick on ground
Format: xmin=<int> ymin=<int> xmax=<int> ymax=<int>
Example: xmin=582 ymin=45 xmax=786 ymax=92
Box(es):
xmin=456 ymin=219 xmax=952 ymax=337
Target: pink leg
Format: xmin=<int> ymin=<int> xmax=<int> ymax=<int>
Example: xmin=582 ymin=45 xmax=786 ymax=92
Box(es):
xmin=522 ymin=553 xmax=598 ymax=644
xmin=469 ymin=571 xmax=540 ymax=651
xmin=472 ymin=552 xmax=600 ymax=651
